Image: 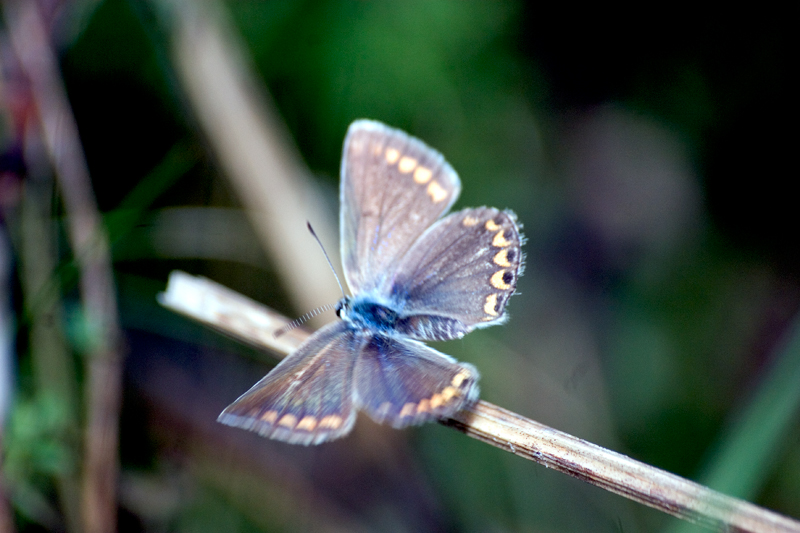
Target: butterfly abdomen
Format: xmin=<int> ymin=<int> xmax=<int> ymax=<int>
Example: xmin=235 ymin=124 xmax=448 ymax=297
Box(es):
xmin=395 ymin=315 xmax=469 ymax=341
xmin=345 ymin=297 xmax=469 ymax=341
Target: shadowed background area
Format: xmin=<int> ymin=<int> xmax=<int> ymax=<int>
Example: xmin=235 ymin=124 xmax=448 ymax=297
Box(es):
xmin=0 ymin=1 xmax=797 ymax=532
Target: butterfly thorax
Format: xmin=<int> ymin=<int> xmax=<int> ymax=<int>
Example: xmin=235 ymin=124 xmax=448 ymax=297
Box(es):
xmin=337 ymin=295 xmax=470 ymax=341
xmin=337 ymin=296 xmax=399 ymax=334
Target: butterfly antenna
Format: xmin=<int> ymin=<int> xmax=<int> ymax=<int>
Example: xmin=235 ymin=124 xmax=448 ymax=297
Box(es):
xmin=306 ymin=221 xmax=346 ymax=300
xmin=273 ymin=302 xmax=338 ymax=338
xmin=273 ymin=222 xmax=346 ymax=339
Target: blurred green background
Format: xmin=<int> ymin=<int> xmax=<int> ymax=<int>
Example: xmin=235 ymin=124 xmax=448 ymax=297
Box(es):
xmin=1 ymin=1 xmax=797 ymax=531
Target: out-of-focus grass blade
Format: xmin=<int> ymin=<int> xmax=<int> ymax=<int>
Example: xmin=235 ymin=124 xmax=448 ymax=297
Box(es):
xmin=670 ymin=315 xmax=800 ymax=533
xmin=105 ymin=139 xmax=200 ymax=242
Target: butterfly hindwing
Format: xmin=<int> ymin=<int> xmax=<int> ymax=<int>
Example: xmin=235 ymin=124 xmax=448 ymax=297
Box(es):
xmin=384 ymin=207 xmax=523 ymax=341
xmin=217 ymin=322 xmax=359 ymax=445
xmin=340 ymin=120 xmax=461 ymax=294
xmin=353 ymin=334 xmax=479 ymax=427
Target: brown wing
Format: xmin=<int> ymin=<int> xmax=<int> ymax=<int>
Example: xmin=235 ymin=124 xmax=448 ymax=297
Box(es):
xmin=353 ymin=334 xmax=479 ymax=427
xmin=217 ymin=322 xmax=359 ymax=445
xmin=382 ymin=207 xmax=523 ymax=340
xmin=340 ymin=120 xmax=461 ymax=294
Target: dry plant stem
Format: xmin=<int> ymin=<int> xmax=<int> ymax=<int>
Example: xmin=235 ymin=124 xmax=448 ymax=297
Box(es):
xmin=19 ymin=178 xmax=81 ymax=533
xmin=4 ymin=2 xmax=125 ymax=532
xmin=160 ymin=271 xmax=800 ymax=533
xmin=168 ymin=0 xmax=341 ymax=318
xmin=445 ymin=405 xmax=798 ymax=532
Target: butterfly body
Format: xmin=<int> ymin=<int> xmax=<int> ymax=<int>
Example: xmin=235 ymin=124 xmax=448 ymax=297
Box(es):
xmin=219 ymin=120 xmax=523 ymax=445
xmin=340 ymin=296 xmax=402 ymax=335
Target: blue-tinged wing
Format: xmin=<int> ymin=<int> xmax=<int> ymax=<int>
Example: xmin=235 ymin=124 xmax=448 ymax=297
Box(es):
xmin=340 ymin=120 xmax=461 ymax=294
xmin=384 ymin=208 xmax=523 ymax=341
xmin=353 ymin=334 xmax=479 ymax=426
xmin=218 ymin=321 xmax=359 ymax=445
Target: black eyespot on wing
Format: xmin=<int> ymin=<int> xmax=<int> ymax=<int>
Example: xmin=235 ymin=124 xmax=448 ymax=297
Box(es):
xmin=383 ymin=207 xmax=523 ymax=339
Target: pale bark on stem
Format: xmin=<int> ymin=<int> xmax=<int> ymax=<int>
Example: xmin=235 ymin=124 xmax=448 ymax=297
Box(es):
xmin=3 ymin=2 xmax=125 ymax=532
xmin=18 ymin=170 xmax=82 ymax=533
xmin=168 ymin=0 xmax=341 ymax=322
xmin=159 ymin=271 xmax=800 ymax=533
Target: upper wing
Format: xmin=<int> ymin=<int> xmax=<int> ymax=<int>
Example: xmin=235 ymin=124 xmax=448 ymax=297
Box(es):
xmin=340 ymin=120 xmax=461 ymax=294
xmin=353 ymin=334 xmax=479 ymax=427
xmin=217 ymin=321 xmax=359 ymax=445
xmin=383 ymin=207 xmax=523 ymax=341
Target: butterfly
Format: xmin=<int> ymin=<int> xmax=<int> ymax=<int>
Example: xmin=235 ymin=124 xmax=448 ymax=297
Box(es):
xmin=218 ymin=120 xmax=523 ymax=444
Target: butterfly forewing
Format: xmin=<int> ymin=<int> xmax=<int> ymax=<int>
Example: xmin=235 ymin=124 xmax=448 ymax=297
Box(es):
xmin=340 ymin=120 xmax=461 ymax=294
xmin=385 ymin=208 xmax=523 ymax=340
xmin=353 ymin=335 xmax=479 ymax=427
xmin=218 ymin=322 xmax=359 ymax=445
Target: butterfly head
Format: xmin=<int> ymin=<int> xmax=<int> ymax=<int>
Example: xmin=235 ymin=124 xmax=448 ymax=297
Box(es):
xmin=334 ymin=296 xmax=350 ymax=319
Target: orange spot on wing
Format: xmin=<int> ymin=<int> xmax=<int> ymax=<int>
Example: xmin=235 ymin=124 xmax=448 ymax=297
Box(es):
xmin=296 ymin=416 xmax=318 ymax=431
xmin=385 ymin=148 xmax=400 ymax=164
xmin=484 ymin=293 xmax=499 ymax=316
xmin=413 ymin=166 xmax=433 ymax=183
xmin=492 ymin=230 xmax=512 ymax=247
xmin=416 ymin=399 xmax=431 ymax=414
xmin=485 ymin=219 xmax=501 ymax=231
xmin=493 ymin=249 xmax=511 ymax=267
xmin=278 ymin=414 xmax=297 ymax=428
xmin=260 ymin=411 xmax=278 ymax=424
xmin=490 ymin=270 xmax=512 ymax=290
xmin=430 ymin=393 xmax=444 ymax=408
xmin=427 ymin=181 xmax=448 ymax=202
xmin=451 ymin=370 xmax=470 ymax=388
xmin=398 ymin=156 xmax=417 ymax=173
xmin=318 ymin=415 xmax=343 ymax=429
xmin=441 ymin=386 xmax=457 ymax=402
